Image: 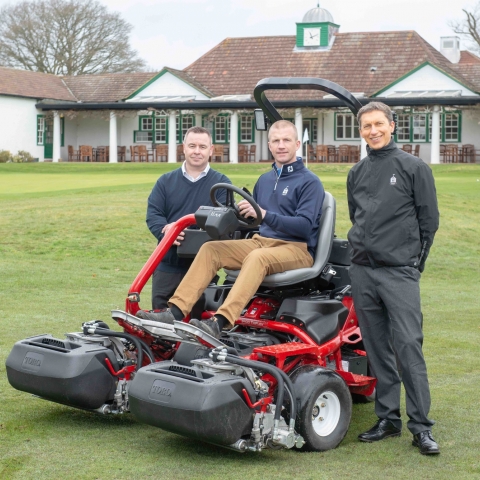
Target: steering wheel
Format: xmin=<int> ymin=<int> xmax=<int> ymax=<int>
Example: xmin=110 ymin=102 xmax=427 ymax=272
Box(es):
xmin=210 ymin=183 xmax=262 ymax=228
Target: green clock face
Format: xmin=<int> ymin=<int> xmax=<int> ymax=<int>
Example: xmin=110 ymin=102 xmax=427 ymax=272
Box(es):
xmin=304 ymin=27 xmax=321 ymax=46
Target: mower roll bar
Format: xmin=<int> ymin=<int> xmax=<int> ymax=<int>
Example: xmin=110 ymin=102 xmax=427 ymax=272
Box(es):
xmin=253 ymin=77 xmax=363 ymax=123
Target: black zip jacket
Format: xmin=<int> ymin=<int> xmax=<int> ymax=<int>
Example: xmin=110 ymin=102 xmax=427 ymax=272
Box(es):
xmin=347 ymin=139 xmax=439 ymax=271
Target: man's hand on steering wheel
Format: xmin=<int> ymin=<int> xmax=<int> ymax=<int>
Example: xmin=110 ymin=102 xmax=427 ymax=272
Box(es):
xmin=210 ymin=183 xmax=263 ymax=227
xmin=238 ymin=199 xmax=266 ymax=221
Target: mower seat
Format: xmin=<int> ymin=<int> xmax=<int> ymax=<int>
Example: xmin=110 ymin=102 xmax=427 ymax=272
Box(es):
xmin=225 ymin=191 xmax=335 ymax=288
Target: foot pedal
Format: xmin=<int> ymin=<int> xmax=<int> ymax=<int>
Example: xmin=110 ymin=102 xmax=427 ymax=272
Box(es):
xmin=173 ymin=321 xmax=226 ymax=348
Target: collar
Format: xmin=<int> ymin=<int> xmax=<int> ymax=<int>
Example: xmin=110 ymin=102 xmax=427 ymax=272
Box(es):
xmin=271 ymin=157 xmax=304 ymax=177
xmin=182 ymin=161 xmax=210 ymax=182
xmin=366 ymin=138 xmax=398 ymax=158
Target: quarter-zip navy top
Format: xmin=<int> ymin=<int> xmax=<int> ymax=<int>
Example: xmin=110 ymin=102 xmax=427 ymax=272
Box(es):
xmin=253 ymin=158 xmax=324 ymax=257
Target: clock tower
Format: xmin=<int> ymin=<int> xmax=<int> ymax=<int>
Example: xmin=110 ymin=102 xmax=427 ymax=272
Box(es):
xmin=296 ymin=3 xmax=339 ymax=50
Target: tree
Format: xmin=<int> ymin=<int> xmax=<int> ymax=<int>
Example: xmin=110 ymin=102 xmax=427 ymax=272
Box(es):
xmin=450 ymin=3 xmax=480 ymax=53
xmin=0 ymin=0 xmax=146 ymax=75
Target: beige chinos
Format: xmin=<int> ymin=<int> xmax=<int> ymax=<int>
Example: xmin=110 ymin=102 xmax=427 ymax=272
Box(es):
xmin=169 ymin=234 xmax=313 ymax=325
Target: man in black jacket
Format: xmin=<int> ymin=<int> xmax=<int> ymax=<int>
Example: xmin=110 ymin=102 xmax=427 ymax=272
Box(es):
xmin=347 ymin=102 xmax=440 ymax=455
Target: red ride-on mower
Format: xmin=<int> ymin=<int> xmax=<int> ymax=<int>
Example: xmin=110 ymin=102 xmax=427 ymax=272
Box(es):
xmin=6 ymin=77 xmax=376 ymax=453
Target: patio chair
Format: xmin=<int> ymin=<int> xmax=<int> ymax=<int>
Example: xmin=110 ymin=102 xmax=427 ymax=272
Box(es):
xmin=444 ymin=144 xmax=459 ymax=163
xmin=327 ymin=145 xmax=338 ymax=162
xmin=238 ymin=145 xmax=248 ymax=162
xmin=461 ymin=144 xmax=474 ymax=163
xmin=247 ymin=145 xmax=256 ymax=162
xmin=117 ymin=146 xmax=126 ymax=162
xmin=348 ymin=145 xmax=360 ymax=163
xmin=68 ymin=145 xmax=80 ymax=162
xmin=155 ymin=145 xmax=168 ymax=162
xmin=316 ymin=145 xmax=328 ymax=163
xmin=96 ymin=146 xmax=109 ymax=162
xmin=177 ymin=144 xmax=185 ymax=162
xmin=79 ymin=145 xmax=93 ymax=162
xmin=212 ymin=145 xmax=224 ymax=162
xmin=338 ymin=145 xmax=350 ymax=163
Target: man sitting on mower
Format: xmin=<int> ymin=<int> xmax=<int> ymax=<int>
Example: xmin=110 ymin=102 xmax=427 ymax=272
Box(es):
xmin=143 ymin=120 xmax=325 ymax=338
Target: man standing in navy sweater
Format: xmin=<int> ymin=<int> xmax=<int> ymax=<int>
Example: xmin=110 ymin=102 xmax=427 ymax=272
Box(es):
xmin=148 ymin=120 xmax=324 ymax=338
xmin=139 ymin=126 xmax=231 ymax=314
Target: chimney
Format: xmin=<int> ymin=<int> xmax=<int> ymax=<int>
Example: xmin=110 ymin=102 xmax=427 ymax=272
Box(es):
xmin=440 ymin=36 xmax=461 ymax=64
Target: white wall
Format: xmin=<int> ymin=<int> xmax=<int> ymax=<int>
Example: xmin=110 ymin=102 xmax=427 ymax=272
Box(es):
xmin=380 ymin=64 xmax=478 ymax=96
xmin=461 ymin=109 xmax=480 ymax=146
xmin=0 ymin=96 xmax=44 ymax=160
xmin=128 ymin=71 xmax=209 ymax=100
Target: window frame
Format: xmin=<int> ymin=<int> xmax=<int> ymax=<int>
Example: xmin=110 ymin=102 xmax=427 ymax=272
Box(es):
xmin=213 ymin=114 xmax=230 ymax=144
xmin=239 ymin=114 xmax=255 ymax=143
xmin=395 ymin=110 xmax=461 ymax=143
xmin=334 ymin=113 xmax=360 ymax=141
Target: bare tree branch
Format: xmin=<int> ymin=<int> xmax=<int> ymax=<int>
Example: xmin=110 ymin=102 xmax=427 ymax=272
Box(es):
xmin=0 ymin=0 xmax=146 ymax=74
xmin=449 ymin=4 xmax=480 ymax=54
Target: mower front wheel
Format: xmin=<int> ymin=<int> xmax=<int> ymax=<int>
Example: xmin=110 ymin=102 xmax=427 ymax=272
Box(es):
xmin=291 ymin=366 xmax=352 ymax=451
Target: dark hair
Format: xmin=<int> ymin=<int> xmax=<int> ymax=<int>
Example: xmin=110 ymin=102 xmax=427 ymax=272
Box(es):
xmin=357 ymin=101 xmax=393 ymax=126
xmin=183 ymin=126 xmax=212 ymax=143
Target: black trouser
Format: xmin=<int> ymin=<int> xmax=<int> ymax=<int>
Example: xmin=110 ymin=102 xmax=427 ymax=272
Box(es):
xmin=151 ymin=269 xmax=207 ymax=319
xmin=152 ymin=269 xmax=186 ymax=310
xmin=349 ymin=263 xmax=435 ymax=435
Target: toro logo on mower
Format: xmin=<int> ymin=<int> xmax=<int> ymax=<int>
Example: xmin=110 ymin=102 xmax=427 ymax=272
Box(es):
xmin=149 ymin=379 xmax=176 ymax=403
xmin=22 ymin=352 xmax=44 ymax=372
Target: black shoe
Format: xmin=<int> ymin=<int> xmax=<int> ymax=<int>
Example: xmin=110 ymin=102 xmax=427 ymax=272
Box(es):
xmin=189 ymin=317 xmax=221 ymax=339
xmin=358 ymin=418 xmax=402 ymax=443
xmin=412 ymin=431 xmax=440 ymax=455
xmin=135 ymin=309 xmax=176 ymax=324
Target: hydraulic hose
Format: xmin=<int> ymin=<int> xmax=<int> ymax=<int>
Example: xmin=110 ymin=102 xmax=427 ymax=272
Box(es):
xmin=229 ymin=355 xmax=296 ymax=423
xmin=83 ymin=326 xmax=155 ymax=370
xmin=99 ymin=328 xmax=156 ymax=365
xmin=213 ymin=352 xmax=296 ymax=423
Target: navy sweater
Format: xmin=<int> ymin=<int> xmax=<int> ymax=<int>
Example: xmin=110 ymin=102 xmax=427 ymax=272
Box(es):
xmin=253 ymin=158 xmax=324 ymax=257
xmin=146 ymin=167 xmax=231 ymax=272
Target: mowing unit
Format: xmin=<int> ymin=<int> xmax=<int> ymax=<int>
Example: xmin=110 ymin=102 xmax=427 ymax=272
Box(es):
xmin=7 ymin=78 xmax=376 ymax=452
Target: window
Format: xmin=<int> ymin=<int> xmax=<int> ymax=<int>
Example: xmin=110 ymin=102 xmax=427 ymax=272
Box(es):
xmin=312 ymin=119 xmax=318 ymax=143
xmin=444 ymin=113 xmax=460 ymax=141
xmin=135 ymin=115 xmax=153 ymax=143
xmin=155 ymin=117 xmax=167 ymax=143
xmin=412 ymin=114 xmax=427 ymax=141
xmin=135 ymin=115 xmax=168 ymax=143
xmin=240 ymin=115 xmax=254 ymax=143
xmin=37 ymin=116 xmax=45 ymax=145
xmin=396 ymin=114 xmax=410 ymax=142
xmin=215 ymin=116 xmax=230 ymax=143
xmin=336 ymin=113 xmax=360 ymax=140
xmin=180 ymin=115 xmax=194 ymax=142
xmin=398 ymin=111 xmax=461 ymax=143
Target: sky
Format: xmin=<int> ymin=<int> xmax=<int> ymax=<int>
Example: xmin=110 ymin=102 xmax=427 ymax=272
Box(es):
xmin=0 ymin=0 xmax=476 ymax=70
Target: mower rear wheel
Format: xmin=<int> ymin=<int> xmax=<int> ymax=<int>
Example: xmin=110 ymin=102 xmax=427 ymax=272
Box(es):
xmin=292 ymin=366 xmax=352 ymax=451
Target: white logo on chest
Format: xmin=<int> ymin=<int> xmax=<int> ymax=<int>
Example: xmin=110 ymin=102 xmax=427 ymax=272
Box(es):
xmin=287 ymin=165 xmax=293 ymax=172
xmin=390 ymin=174 xmax=397 ymax=185
xmin=282 ymin=187 xmax=289 ymax=196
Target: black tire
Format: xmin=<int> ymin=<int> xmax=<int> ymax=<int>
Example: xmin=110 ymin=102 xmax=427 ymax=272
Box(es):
xmin=291 ymin=366 xmax=352 ymax=452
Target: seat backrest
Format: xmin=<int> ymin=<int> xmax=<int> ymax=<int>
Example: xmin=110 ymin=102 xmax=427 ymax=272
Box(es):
xmin=225 ymin=192 xmax=336 ymax=288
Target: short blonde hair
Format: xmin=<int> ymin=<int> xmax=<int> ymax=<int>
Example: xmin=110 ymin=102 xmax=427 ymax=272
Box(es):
xmin=268 ymin=120 xmax=298 ymax=141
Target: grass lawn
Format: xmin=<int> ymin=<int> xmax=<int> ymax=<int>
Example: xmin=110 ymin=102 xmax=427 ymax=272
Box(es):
xmin=0 ymin=163 xmax=479 ymax=480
